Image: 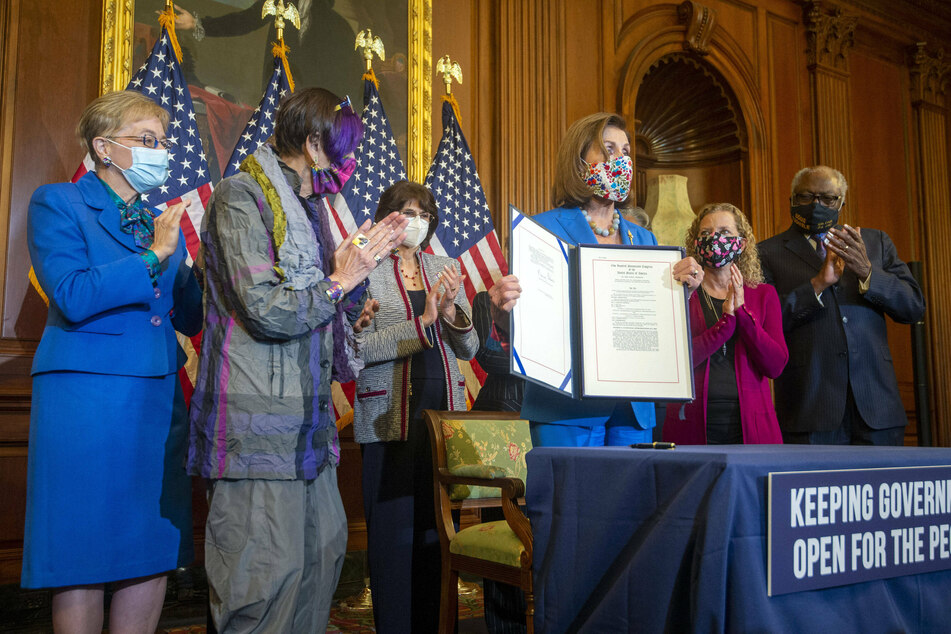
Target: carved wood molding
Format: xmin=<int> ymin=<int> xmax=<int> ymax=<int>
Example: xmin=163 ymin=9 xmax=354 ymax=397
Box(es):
xmin=803 ymin=1 xmax=857 ymax=73
xmin=677 ymin=1 xmax=717 ymax=56
xmin=100 ymin=0 xmax=133 ymax=95
xmin=909 ymin=43 xmax=950 ymax=107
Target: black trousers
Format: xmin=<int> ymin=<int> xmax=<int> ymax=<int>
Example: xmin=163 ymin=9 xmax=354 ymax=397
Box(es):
xmin=782 ymin=387 xmax=905 ymax=446
xmin=361 ymin=413 xmax=442 ymax=633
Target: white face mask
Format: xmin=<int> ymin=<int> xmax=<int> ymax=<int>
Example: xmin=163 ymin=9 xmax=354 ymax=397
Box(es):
xmin=401 ymin=216 xmax=430 ymax=249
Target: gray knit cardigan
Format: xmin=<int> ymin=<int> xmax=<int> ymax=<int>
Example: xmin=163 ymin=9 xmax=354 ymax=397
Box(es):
xmin=353 ymin=251 xmax=479 ymax=443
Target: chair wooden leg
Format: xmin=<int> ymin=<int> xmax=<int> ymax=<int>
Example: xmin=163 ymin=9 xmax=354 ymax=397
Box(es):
xmin=439 ymin=562 xmax=459 ymax=634
xmin=524 ymin=587 xmax=535 ymax=634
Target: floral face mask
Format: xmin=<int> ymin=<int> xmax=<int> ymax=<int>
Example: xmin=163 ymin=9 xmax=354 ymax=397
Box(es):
xmin=581 ymin=155 xmax=633 ymax=203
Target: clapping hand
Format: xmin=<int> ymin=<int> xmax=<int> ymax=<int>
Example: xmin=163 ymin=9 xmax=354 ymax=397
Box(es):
xmin=730 ymin=264 xmax=745 ymax=310
xmin=436 ymin=264 xmax=464 ymax=324
xmin=331 ymin=213 xmax=408 ymax=293
xmin=352 ymin=298 xmax=379 ymax=334
xmin=151 ymin=200 xmax=190 ymax=262
xmin=825 ymin=225 xmax=871 ymax=280
xmin=811 ymin=247 xmax=845 ymax=295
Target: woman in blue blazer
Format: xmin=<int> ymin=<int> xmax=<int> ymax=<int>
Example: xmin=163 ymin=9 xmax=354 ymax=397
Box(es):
xmin=489 ymin=113 xmax=704 ymax=447
xmin=22 ymin=90 xmax=202 ymax=633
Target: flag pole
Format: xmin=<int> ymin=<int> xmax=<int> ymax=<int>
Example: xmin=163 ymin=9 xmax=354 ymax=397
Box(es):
xmin=436 ymin=55 xmax=463 ymax=122
xmin=262 ymin=0 xmax=301 ymax=92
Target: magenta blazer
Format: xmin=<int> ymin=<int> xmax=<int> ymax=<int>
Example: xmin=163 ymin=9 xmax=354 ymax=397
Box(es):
xmin=664 ymin=282 xmax=788 ymax=444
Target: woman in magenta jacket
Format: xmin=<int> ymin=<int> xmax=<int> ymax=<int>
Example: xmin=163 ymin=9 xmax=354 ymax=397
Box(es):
xmin=664 ymin=203 xmax=788 ymax=444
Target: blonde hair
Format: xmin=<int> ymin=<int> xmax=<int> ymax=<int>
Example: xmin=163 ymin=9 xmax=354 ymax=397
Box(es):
xmin=551 ymin=113 xmax=631 ymax=209
xmin=684 ymin=202 xmax=764 ymax=287
xmin=78 ymin=90 xmax=169 ymax=168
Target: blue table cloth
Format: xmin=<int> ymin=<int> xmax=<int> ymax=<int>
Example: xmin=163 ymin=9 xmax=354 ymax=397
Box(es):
xmin=526 ymin=445 xmax=951 ymax=633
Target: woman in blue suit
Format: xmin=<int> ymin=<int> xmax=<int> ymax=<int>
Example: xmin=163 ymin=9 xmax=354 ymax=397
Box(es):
xmin=22 ymin=90 xmax=202 ymax=633
xmin=489 ymin=113 xmax=703 ymax=447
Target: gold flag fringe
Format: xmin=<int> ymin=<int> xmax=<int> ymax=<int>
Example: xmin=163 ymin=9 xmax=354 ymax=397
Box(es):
xmin=362 ymin=67 xmax=379 ymax=90
xmin=28 ymin=267 xmax=49 ymax=306
xmin=442 ymin=93 xmax=462 ymax=123
xmin=272 ymin=40 xmax=296 ymax=93
xmin=158 ymin=7 xmax=184 ymax=65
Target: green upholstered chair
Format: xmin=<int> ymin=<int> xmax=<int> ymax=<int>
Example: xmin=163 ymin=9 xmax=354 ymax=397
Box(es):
xmin=423 ymin=409 xmax=535 ymax=634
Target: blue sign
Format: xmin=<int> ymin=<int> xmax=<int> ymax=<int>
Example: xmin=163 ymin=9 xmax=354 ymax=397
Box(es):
xmin=768 ymin=466 xmax=951 ymax=596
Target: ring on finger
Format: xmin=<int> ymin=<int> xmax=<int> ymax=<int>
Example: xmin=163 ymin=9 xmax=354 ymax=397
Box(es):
xmin=373 ymin=253 xmax=383 ymax=263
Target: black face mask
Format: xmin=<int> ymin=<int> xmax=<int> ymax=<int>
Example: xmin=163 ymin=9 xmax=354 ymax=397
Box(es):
xmin=791 ymin=201 xmax=839 ymax=233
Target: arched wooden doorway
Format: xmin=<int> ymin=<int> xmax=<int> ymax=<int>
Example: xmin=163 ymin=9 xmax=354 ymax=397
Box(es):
xmin=633 ymin=54 xmax=749 ymax=229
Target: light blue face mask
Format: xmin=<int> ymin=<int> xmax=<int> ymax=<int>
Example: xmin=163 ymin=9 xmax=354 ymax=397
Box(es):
xmin=105 ymin=139 xmax=170 ymax=193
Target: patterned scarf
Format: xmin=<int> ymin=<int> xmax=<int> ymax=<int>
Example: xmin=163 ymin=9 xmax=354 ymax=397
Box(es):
xmin=98 ymin=175 xmax=155 ymax=248
xmin=240 ymin=144 xmax=363 ymax=383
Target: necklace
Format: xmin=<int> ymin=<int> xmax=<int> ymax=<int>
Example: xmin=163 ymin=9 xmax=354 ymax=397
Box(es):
xmin=700 ymin=286 xmax=728 ymax=356
xmin=400 ymin=257 xmax=419 ymax=282
xmin=582 ymin=209 xmax=620 ymax=237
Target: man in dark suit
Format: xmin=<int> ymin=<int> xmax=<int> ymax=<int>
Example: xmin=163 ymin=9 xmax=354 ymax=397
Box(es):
xmin=759 ymin=165 xmax=925 ymax=445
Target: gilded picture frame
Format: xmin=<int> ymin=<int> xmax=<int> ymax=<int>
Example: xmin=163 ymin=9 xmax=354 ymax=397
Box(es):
xmin=99 ymin=0 xmax=431 ymax=181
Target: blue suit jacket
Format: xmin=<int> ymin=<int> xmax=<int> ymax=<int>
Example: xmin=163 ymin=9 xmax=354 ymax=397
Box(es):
xmin=521 ymin=207 xmax=658 ymax=429
xmin=759 ymin=224 xmax=924 ymax=432
xmin=28 ymin=172 xmax=202 ymax=377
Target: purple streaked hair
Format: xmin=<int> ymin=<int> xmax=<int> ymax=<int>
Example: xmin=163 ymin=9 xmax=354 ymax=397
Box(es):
xmin=273 ymin=87 xmax=363 ymax=166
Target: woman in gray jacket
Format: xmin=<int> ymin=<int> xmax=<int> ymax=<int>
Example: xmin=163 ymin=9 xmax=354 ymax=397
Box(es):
xmin=354 ymin=180 xmax=478 ymax=633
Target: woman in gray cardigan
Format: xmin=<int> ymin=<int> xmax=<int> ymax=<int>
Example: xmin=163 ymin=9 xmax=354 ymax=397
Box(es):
xmin=354 ymin=180 xmax=478 ymax=633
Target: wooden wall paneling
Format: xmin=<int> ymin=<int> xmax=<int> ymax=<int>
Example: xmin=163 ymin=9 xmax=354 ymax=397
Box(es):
xmin=474 ymin=1 xmax=503 ymax=248
xmin=848 ymin=48 xmax=919 ymax=439
xmin=765 ymin=11 xmax=813 ymax=237
xmin=908 ymin=43 xmax=951 ymax=447
xmin=3 ymin=1 xmax=101 ymax=342
xmin=0 ymin=0 xmax=103 ymax=587
xmin=803 ymin=1 xmax=857 ymax=212
xmin=561 ymin=0 xmax=604 ymax=126
xmin=498 ymin=0 xmax=565 ymax=220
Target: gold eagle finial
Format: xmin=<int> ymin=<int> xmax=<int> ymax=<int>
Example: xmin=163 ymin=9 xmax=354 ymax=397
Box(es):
xmin=436 ymin=56 xmax=463 ymax=94
xmin=355 ymin=29 xmax=386 ymax=71
xmin=262 ymin=0 xmax=301 ymax=43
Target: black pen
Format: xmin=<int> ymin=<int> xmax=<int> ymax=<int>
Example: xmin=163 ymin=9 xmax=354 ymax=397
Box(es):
xmin=630 ymin=442 xmax=676 ymax=450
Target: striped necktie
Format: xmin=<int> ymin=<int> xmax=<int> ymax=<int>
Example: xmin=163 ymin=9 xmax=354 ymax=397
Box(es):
xmin=812 ymin=232 xmax=827 ymax=259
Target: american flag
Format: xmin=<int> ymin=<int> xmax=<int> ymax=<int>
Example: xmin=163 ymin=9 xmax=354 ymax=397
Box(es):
xmin=223 ymin=54 xmax=291 ymax=178
xmin=329 ymin=76 xmax=407 ymax=422
xmin=425 ymin=100 xmax=509 ymax=401
xmin=71 ymin=24 xmax=213 ymax=404
xmin=72 ymin=27 xmax=213 ymax=261
xmin=425 ymin=100 xmax=508 ymax=302
xmin=329 ymin=77 xmax=407 ymax=245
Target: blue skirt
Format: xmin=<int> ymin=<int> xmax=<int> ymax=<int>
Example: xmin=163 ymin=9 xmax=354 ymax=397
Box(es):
xmin=21 ymin=371 xmax=194 ymax=588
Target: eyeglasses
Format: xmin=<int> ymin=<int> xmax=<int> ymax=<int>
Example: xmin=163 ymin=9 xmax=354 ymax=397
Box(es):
xmin=109 ymin=134 xmax=174 ymax=150
xmin=792 ymin=192 xmax=841 ymax=207
xmin=400 ymin=210 xmax=433 ymax=223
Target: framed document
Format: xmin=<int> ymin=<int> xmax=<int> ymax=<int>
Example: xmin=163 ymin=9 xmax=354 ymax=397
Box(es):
xmin=509 ymin=205 xmax=694 ymax=401
xmin=509 ymin=206 xmax=574 ymax=396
